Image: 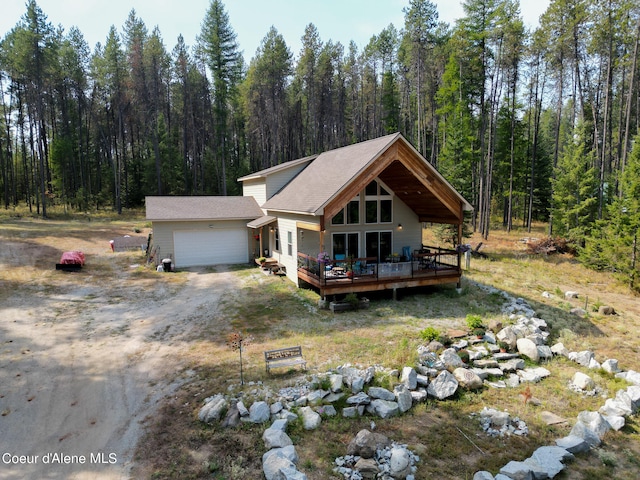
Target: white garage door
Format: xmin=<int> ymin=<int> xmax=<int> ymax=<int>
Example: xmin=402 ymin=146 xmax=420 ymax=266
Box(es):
xmin=174 ymin=229 xmax=248 ymax=267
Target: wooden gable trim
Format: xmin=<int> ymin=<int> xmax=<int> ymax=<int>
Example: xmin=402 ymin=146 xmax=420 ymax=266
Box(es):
xmin=395 ymin=141 xmax=464 ymax=223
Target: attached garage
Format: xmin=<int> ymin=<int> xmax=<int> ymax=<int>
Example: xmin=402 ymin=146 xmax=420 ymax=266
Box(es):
xmin=145 ymin=196 xmax=264 ymax=269
xmin=174 ymin=229 xmax=249 ymax=267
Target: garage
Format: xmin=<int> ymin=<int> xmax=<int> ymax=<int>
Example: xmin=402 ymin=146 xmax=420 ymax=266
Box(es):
xmin=174 ymin=229 xmax=248 ymax=267
xmin=145 ymin=196 xmax=264 ymax=269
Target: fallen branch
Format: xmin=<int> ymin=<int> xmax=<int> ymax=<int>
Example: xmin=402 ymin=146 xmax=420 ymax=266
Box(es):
xmin=456 ymin=426 xmax=485 ymax=455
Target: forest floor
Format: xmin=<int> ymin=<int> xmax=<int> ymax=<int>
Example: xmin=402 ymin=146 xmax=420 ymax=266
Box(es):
xmin=1 ymin=212 xmax=639 ymax=479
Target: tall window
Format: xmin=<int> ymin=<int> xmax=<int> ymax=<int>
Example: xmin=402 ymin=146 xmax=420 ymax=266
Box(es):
xmin=332 ymin=233 xmax=359 ymax=258
xmin=332 ymin=195 xmax=360 ymax=225
xmin=274 ymin=228 xmax=280 ymax=252
xmin=287 ymin=231 xmax=293 ymax=256
xmin=366 ymin=231 xmax=392 ymax=261
xmin=365 ymin=180 xmax=392 ymax=224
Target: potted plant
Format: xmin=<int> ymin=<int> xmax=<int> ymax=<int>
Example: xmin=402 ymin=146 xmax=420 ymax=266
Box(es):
xmin=458 ymin=349 xmax=470 ymax=364
xmin=498 ymin=341 xmax=509 ymax=353
xmin=257 ymin=256 xmax=266 ymax=266
xmin=472 ymin=327 xmax=486 ymax=339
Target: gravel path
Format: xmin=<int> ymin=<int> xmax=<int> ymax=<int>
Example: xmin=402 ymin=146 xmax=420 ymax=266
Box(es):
xmin=1 ymin=267 xmax=238 ymax=479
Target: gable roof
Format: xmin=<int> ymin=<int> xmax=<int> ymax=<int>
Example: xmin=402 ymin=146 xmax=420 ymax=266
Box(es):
xmin=259 ymin=133 xmax=472 ymax=223
xmin=145 ymin=196 xmax=263 ymax=221
xmin=262 ymin=134 xmax=401 ymax=214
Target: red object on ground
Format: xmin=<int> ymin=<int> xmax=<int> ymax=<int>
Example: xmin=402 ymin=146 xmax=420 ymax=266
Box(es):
xmin=59 ymin=251 xmax=85 ymax=266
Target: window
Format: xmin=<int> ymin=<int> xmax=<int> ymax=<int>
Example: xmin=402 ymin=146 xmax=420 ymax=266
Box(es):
xmin=366 ymin=231 xmax=392 ymax=262
xmin=274 ymin=228 xmax=280 ymax=252
xmin=287 ymin=231 xmax=293 ymax=256
xmin=365 ymin=180 xmax=393 ymax=224
xmin=331 ymin=195 xmax=360 ymax=225
xmin=332 ymin=233 xmax=359 ymax=258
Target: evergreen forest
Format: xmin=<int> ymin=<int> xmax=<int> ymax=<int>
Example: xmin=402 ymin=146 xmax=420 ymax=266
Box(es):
xmin=1 ymin=0 xmax=639 ymax=289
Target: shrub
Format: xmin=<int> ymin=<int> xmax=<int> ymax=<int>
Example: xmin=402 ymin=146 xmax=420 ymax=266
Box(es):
xmin=420 ymin=326 xmax=441 ymax=342
xmin=465 ymin=314 xmax=484 ymax=330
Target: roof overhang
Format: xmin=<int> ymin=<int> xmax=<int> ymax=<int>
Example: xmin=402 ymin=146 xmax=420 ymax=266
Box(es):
xmin=246 ymin=215 xmax=277 ymax=229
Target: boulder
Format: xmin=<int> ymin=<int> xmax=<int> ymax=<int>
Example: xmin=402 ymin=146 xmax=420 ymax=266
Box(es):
xmin=401 ymin=366 xmax=418 ymax=390
xmin=394 ymin=384 xmax=413 ymax=413
xmin=299 ymin=406 xmax=321 ymax=430
xmin=496 ymin=326 xmax=518 ymax=350
xmin=569 ymin=420 xmax=602 ymax=447
xmin=516 ymin=338 xmax=540 ymax=362
xmin=273 ymin=467 xmax=307 ymax=480
xmin=499 ymin=460 xmax=535 ymax=480
xmin=198 ymin=394 xmax=228 ymax=423
xmin=550 ymin=342 xmax=570 ymax=357
xmin=572 ymin=372 xmax=595 ymax=391
xmin=354 ymin=457 xmax=379 ymax=479
xmin=262 ymin=452 xmax=296 ymax=480
xmin=427 ymin=370 xmax=459 ymax=400
xmin=555 ymin=435 xmax=591 ymax=454
xmin=601 ymin=359 xmax=620 ymax=374
xmin=249 ymin=401 xmax=271 ymax=424
xmin=527 ymin=446 xmax=574 ymax=478
xmin=389 ymin=447 xmax=412 ymax=479
xmin=328 ymin=374 xmax=343 ymax=393
xmin=570 ymin=307 xmax=587 ymax=318
xmin=565 ymin=291 xmax=579 ymax=299
xmin=347 ymin=429 xmax=390 ymax=459
xmin=369 ymin=399 xmax=400 ymax=419
xmin=346 ymin=392 xmax=371 ymax=405
xmin=571 ymin=350 xmax=595 ymax=367
xmin=263 ymin=428 xmax=293 ymax=449
xmin=473 ymin=472 xmax=495 ymax=480
xmin=440 ymin=348 xmax=465 ymax=368
xmin=368 ymin=386 xmax=396 ymax=401
xmin=604 ymin=415 xmax=625 ymax=431
xmin=453 ymin=367 xmax=484 ymax=390
xmin=221 ymin=402 xmax=240 ymax=428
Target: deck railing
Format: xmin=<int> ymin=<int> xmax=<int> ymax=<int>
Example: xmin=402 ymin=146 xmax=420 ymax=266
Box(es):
xmin=297 ymin=245 xmax=460 ymax=286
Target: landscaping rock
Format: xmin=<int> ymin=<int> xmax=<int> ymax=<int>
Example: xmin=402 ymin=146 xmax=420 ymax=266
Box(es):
xmin=441 ymin=348 xmax=465 ymax=368
xmin=394 ymin=384 xmax=413 ymax=413
xmin=328 ymin=374 xmax=344 ymax=393
xmin=249 ymin=401 xmax=271 ymax=424
xmin=601 ymin=359 xmax=620 ymax=374
xmin=263 ymin=428 xmax=293 ymax=449
xmin=427 ymin=370 xmax=459 ymax=400
xmin=401 ymin=366 xmax=418 ymax=390
xmin=453 ymin=367 xmax=484 ymax=390
xmin=354 ymin=457 xmax=379 ymax=479
xmin=569 ymin=420 xmax=602 ymax=447
xmin=198 ymin=394 xmax=227 ymax=423
xmin=347 ymin=429 xmax=390 ymax=459
xmin=565 ymin=291 xmax=579 ymax=299
xmin=299 ymin=406 xmax=321 ymax=430
xmin=496 ymin=326 xmax=518 ymax=350
xmin=368 ymin=386 xmax=396 ymax=401
xmin=369 ymin=399 xmax=400 ymax=419
xmin=528 ymin=445 xmax=573 ymax=478
xmin=346 ymin=392 xmax=371 ymax=405
xmin=555 ymin=435 xmax=590 ymax=454
xmin=570 ymin=307 xmax=587 ymax=318
xmin=272 ymin=466 xmax=307 ymax=480
xmin=499 ymin=460 xmax=535 ymax=479
xmin=550 ymin=342 xmax=569 ymax=357
xmin=516 ymin=338 xmax=539 ymax=362
xmin=572 ymin=372 xmax=595 ymax=391
xmin=474 ymin=472 xmax=495 ymax=480
xmin=389 ymin=446 xmax=412 ymax=479
xmin=262 ymin=452 xmax=296 ymax=480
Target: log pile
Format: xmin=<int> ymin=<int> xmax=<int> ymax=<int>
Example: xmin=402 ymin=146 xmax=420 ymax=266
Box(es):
xmin=525 ymin=237 xmax=576 ymax=255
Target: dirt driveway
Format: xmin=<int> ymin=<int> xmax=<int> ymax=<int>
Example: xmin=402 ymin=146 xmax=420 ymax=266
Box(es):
xmin=0 ymin=230 xmax=238 ymax=479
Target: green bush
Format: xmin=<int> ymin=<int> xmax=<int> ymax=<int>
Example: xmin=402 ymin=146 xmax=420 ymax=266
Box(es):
xmin=465 ymin=314 xmax=484 ymax=330
xmin=420 ymin=326 xmax=441 ymax=342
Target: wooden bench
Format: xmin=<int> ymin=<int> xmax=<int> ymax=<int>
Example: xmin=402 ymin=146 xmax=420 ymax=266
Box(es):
xmin=264 ymin=346 xmax=306 ymax=373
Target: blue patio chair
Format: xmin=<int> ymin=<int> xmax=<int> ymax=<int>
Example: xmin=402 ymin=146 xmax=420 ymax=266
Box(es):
xmin=402 ymin=246 xmax=411 ymax=261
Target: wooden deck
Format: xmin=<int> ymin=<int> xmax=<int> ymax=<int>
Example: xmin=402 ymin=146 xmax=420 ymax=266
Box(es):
xmin=297 ymin=248 xmax=462 ymax=297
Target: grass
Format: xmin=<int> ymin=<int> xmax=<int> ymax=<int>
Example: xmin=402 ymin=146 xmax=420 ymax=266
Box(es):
xmin=3 ymin=211 xmax=640 ymax=479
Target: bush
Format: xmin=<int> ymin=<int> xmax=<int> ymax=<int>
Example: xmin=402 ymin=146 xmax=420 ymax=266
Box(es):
xmin=465 ymin=314 xmax=483 ymax=330
xmin=420 ymin=326 xmax=441 ymax=342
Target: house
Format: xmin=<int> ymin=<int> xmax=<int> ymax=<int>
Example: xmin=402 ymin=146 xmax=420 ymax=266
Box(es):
xmin=146 ymin=133 xmax=473 ymax=298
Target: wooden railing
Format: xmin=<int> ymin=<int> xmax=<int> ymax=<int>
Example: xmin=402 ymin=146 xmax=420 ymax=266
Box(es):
xmin=297 ymin=245 xmax=460 ymax=286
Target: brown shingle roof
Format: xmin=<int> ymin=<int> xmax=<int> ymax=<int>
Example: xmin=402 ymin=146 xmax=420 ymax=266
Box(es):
xmin=262 ymin=133 xmax=400 ymax=214
xmin=145 ymin=196 xmax=263 ymax=221
xmin=237 ymin=155 xmax=317 ymax=181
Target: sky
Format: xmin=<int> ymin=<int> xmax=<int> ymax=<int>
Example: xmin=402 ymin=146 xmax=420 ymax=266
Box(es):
xmin=1 ymin=0 xmax=551 ymax=63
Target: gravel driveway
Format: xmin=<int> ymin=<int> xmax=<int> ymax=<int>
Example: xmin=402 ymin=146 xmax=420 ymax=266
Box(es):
xmin=1 ymin=265 xmax=238 ymax=479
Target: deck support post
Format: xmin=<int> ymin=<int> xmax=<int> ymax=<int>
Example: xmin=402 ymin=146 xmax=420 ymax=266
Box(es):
xmin=393 ymin=287 xmax=397 ymax=301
